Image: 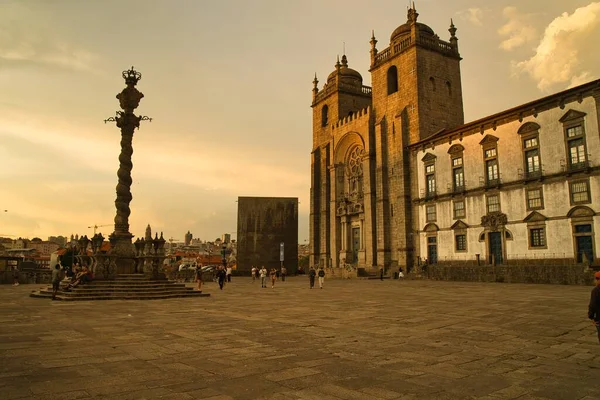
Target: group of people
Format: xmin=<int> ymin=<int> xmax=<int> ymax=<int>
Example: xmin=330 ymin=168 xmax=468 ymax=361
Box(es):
xmin=308 ymin=266 xmax=326 ymax=289
xmin=251 ymin=266 xmax=287 ymax=288
xmin=48 ymin=263 xmax=92 ymax=300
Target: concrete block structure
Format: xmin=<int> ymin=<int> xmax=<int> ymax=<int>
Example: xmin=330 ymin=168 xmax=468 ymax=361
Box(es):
xmin=237 ymin=197 xmax=298 ymax=274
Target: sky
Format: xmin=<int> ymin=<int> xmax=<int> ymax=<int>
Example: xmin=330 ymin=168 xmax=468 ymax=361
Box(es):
xmin=1 ymin=0 xmax=599 ymax=243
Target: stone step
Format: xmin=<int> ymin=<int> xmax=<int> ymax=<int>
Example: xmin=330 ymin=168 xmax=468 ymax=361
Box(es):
xmin=71 ymin=283 xmax=187 ymax=288
xmin=30 ymin=272 xmax=210 ymax=302
xmin=29 ymin=291 xmax=209 ymax=301
xmin=36 ymin=287 xmax=196 ymax=296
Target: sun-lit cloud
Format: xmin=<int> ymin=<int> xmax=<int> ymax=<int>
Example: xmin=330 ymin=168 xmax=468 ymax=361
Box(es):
xmin=514 ymin=2 xmax=600 ymax=91
xmin=457 ymin=8 xmax=485 ymax=26
xmin=0 ymin=2 xmax=99 ymax=73
xmin=498 ymin=6 xmax=538 ymax=51
xmin=0 ymin=107 xmax=310 ymax=240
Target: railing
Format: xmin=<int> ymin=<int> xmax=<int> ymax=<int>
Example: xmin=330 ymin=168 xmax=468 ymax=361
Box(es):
xmin=314 ymin=83 xmax=372 ymax=104
xmin=373 ymin=34 xmax=457 ymax=68
xmin=568 ymin=160 xmax=591 ymax=172
xmin=425 ymin=190 xmax=437 ymax=199
xmin=392 ymin=37 xmax=412 ymax=54
xmin=452 ymin=184 xmax=465 ymax=194
xmin=374 ymin=48 xmax=391 ymax=64
xmin=524 ymin=170 xmax=542 ymax=179
xmin=483 ymin=177 xmax=502 ymax=188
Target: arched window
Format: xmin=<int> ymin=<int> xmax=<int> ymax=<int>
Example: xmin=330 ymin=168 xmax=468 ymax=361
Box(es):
xmin=346 ymin=146 xmax=364 ymax=198
xmin=387 ymin=66 xmax=398 ymax=95
xmin=429 ymin=77 xmax=436 ymax=91
xmin=321 ymin=105 xmax=329 ymax=127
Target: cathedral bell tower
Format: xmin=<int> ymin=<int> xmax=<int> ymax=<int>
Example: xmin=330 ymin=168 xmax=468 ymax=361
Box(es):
xmin=367 ymin=4 xmax=465 ymax=270
xmin=310 ymin=55 xmax=372 ymax=269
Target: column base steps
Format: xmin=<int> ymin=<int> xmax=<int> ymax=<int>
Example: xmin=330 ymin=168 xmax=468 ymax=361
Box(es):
xmin=29 ymin=274 xmax=210 ymax=301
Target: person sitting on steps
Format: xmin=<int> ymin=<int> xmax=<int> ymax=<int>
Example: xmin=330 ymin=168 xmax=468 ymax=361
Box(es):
xmin=64 ymin=265 xmax=92 ymax=291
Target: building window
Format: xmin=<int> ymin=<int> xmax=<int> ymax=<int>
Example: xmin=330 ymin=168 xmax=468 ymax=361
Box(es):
xmin=453 ymin=200 xmax=465 ymax=219
xmin=484 ymin=147 xmax=500 ymax=186
xmin=568 ymin=136 xmax=586 ymax=169
xmin=486 ymin=194 xmax=500 ymax=213
xmin=425 ymin=163 xmax=436 ymax=197
xmin=560 ymin=109 xmax=588 ymax=171
xmin=570 ymin=180 xmax=590 ymax=204
xmin=429 ymin=77 xmax=436 ymax=91
xmin=526 ymin=188 xmax=543 ymax=210
xmin=455 ymin=234 xmax=467 ymax=252
xmin=321 ymin=105 xmax=329 ymax=127
xmin=452 ymin=156 xmax=464 ymax=191
xmin=529 ymin=227 xmax=546 ymax=248
xmin=426 ymin=204 xmax=436 ymax=222
xmin=523 ymin=136 xmax=541 ymax=178
xmin=387 ymin=66 xmax=398 ymax=95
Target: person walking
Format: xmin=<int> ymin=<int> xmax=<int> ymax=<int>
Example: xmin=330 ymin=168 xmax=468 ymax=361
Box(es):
xmin=251 ymin=266 xmax=257 ymax=283
xmin=226 ymin=266 xmax=232 ymax=283
xmin=260 ymin=266 xmax=268 ymax=288
xmin=51 ymin=264 xmax=63 ymax=300
xmin=281 ymin=266 xmax=287 ymax=282
xmin=270 ymin=268 xmax=277 ymax=289
xmin=380 ymin=267 xmax=384 ymax=281
xmin=195 ymin=265 xmax=203 ymax=292
xmin=217 ymin=266 xmax=226 ymax=290
xmin=318 ymin=267 xmax=325 ymax=289
xmin=309 ymin=266 xmax=316 ymax=289
xmin=12 ymin=266 xmax=19 ymax=286
xmin=588 ymin=271 xmax=600 ymax=344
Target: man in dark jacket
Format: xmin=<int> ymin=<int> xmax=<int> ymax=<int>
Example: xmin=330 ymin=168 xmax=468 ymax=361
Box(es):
xmin=217 ymin=266 xmax=226 ymax=290
xmin=309 ymin=267 xmax=316 ymax=289
xmin=588 ymin=271 xmax=600 ymax=344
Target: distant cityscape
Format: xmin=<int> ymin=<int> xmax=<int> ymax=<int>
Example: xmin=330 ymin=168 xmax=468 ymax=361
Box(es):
xmin=0 ymin=232 xmax=310 ymax=271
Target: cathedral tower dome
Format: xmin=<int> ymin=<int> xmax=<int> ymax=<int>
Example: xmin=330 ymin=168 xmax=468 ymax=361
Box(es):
xmin=326 ymin=55 xmax=363 ymax=88
xmin=390 ymin=4 xmax=435 ymax=42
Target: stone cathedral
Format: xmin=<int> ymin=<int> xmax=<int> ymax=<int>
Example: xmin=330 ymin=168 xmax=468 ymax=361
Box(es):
xmin=310 ymin=5 xmax=600 ymax=274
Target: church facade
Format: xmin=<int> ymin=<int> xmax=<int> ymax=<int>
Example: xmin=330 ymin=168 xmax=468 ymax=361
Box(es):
xmin=309 ymin=6 xmax=600 ymax=273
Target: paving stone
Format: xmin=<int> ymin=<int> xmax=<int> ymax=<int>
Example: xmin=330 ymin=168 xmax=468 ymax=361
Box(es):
xmin=1 ymin=279 xmax=599 ymax=399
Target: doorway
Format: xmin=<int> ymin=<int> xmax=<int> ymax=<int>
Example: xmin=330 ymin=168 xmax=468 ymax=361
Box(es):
xmin=427 ymin=236 xmax=437 ymax=264
xmin=488 ymin=232 xmax=503 ymax=264
xmin=352 ymin=227 xmax=360 ymax=264
xmin=576 ymin=235 xmax=593 ymax=264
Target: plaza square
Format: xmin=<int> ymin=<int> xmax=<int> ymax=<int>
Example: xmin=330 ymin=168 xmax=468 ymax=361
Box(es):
xmin=2 ymin=278 xmax=599 ymax=399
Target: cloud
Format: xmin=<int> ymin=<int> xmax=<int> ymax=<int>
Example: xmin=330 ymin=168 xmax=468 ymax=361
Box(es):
xmin=498 ymin=6 xmax=537 ymax=51
xmin=514 ymin=2 xmax=600 ymax=91
xmin=0 ymin=108 xmax=309 ymax=241
xmin=457 ymin=8 xmax=485 ymax=26
xmin=0 ymin=3 xmax=99 ymax=73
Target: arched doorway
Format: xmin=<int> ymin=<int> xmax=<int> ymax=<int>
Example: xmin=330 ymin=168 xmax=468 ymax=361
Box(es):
xmin=481 ymin=213 xmax=508 ymax=265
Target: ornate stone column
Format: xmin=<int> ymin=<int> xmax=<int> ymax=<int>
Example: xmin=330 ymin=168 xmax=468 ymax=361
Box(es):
xmin=104 ymin=67 xmax=152 ymax=275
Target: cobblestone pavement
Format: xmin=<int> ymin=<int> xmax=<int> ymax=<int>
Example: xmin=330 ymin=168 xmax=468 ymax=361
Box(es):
xmin=1 ymin=278 xmax=599 ymax=400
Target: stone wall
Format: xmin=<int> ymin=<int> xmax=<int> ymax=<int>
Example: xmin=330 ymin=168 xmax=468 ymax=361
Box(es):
xmin=425 ymin=264 xmax=595 ymax=285
xmin=237 ymin=197 xmax=298 ymax=274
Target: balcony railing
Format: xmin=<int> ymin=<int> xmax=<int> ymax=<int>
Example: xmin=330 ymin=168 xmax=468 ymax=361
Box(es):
xmin=452 ymin=184 xmax=465 ymax=194
xmin=425 ymin=190 xmax=437 ymax=199
xmin=480 ymin=176 xmax=502 ymax=188
xmin=568 ymin=160 xmax=591 ymax=172
xmin=524 ymin=170 xmax=542 ymax=180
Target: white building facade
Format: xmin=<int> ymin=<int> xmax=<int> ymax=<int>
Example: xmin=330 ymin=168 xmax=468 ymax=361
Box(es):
xmin=413 ymin=81 xmax=600 ymax=267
